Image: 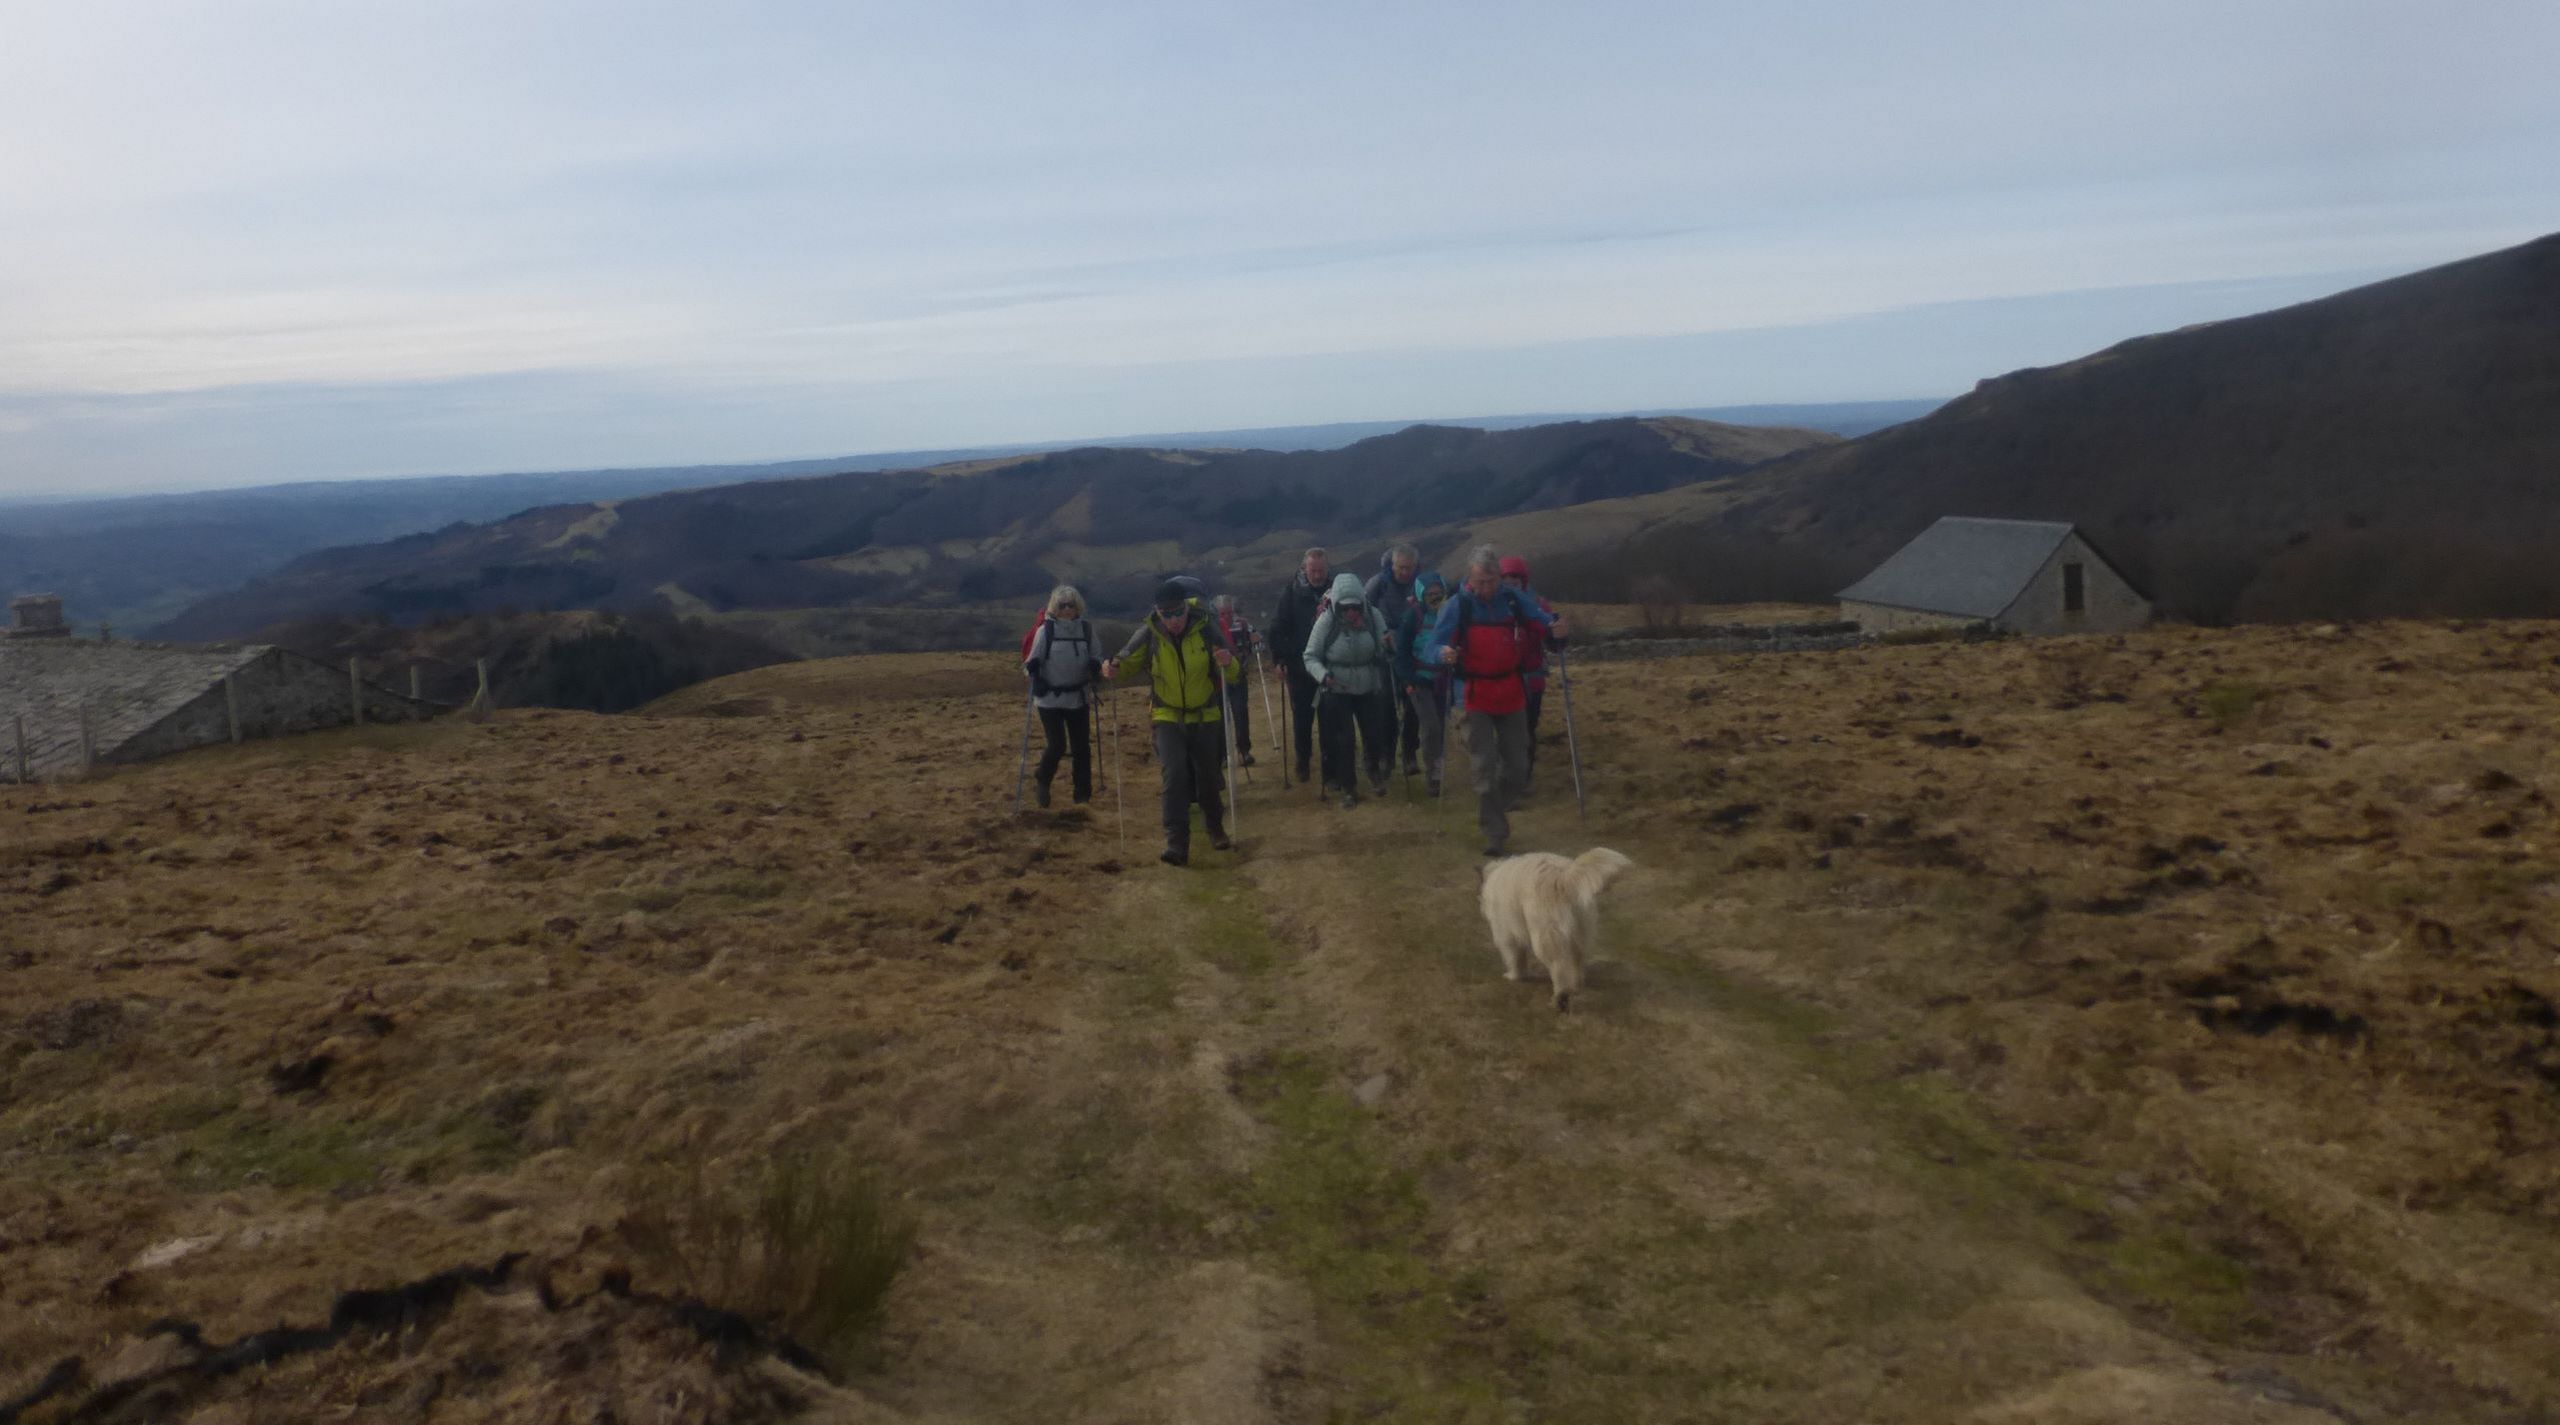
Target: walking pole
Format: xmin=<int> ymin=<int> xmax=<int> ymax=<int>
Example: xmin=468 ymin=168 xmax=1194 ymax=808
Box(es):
xmin=1110 ymin=689 xmax=1127 ymax=857
xmin=1555 ymin=645 xmax=1588 ymax=821
xmin=1012 ymin=687 xmax=1036 ymax=813
xmin=1252 ymin=640 xmax=1286 ymax=791
xmin=1219 ymin=669 xmax=1243 ymax=838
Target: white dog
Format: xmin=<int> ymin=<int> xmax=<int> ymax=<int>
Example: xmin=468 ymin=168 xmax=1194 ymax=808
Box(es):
xmin=1478 ymin=848 xmax=1633 ymax=1012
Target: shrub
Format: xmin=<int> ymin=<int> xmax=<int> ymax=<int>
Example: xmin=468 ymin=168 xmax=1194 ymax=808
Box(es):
xmin=621 ymin=1142 xmax=916 ymax=1372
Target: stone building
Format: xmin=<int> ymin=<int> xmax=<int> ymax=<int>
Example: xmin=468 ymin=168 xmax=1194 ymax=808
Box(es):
xmin=2 ymin=635 xmax=443 ymax=783
xmin=1838 ymin=517 xmax=2150 ymax=636
xmin=8 ymin=594 xmax=71 ymax=639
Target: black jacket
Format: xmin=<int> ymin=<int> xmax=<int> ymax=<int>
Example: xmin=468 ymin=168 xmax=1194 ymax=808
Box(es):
xmin=1265 ymin=571 xmax=1329 ymax=663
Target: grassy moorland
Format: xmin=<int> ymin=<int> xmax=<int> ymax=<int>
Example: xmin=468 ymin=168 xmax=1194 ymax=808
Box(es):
xmin=3 ymin=624 xmax=2555 ymax=1422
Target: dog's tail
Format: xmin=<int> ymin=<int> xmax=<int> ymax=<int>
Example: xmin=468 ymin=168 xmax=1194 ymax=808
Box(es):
xmin=1561 ymin=848 xmax=1633 ymax=909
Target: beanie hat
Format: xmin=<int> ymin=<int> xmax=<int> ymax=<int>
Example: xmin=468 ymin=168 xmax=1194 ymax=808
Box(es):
xmin=1498 ymin=555 xmax=1531 ymax=579
xmin=1153 ymin=579 xmax=1192 ymax=613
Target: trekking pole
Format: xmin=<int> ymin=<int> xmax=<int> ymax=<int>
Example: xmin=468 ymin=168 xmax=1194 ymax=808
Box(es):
xmin=1253 ymin=641 xmax=1286 ymax=791
xmin=1219 ymin=687 xmax=1242 ymax=838
xmin=1109 ymin=687 xmax=1127 ymax=856
xmin=1555 ymin=645 xmax=1588 ymax=821
xmin=1012 ymin=688 xmax=1036 ymax=813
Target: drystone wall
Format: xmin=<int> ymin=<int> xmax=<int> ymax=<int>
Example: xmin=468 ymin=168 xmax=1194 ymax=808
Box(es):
xmin=1 ymin=642 xmax=440 ymax=782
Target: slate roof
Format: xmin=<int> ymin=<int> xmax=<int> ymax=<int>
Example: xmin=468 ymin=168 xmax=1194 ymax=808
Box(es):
xmin=0 ymin=640 xmax=270 ymax=780
xmin=1837 ymin=517 xmax=2077 ymax=619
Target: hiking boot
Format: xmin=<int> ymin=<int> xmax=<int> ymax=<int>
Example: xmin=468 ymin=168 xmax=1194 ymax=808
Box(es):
xmin=1034 ymin=780 xmax=1051 ymax=809
xmin=1239 ymin=752 xmax=1257 ymax=768
xmin=1370 ymin=777 xmax=1389 ymax=799
xmin=1339 ymin=791 xmax=1358 ymax=810
xmin=1427 ymin=776 xmax=1442 ymax=797
xmin=1208 ymin=830 xmax=1233 ymax=851
xmin=1403 ymin=757 xmax=1421 ymax=777
xmin=1160 ymin=847 xmax=1189 ymax=867
xmin=1296 ymin=761 xmax=1312 ymax=783
xmin=1482 ymin=841 xmax=1507 ymax=858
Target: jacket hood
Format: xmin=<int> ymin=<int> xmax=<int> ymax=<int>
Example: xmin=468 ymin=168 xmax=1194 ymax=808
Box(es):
xmin=1416 ymin=570 xmax=1449 ymax=599
xmin=1328 ymin=573 xmax=1367 ymax=605
xmin=1499 ymin=555 xmax=1531 ymax=579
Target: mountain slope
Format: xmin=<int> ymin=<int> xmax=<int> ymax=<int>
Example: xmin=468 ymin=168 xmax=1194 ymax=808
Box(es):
xmin=151 ymin=416 xmax=1836 ymax=641
xmin=1515 ymin=233 xmax=2560 ymax=620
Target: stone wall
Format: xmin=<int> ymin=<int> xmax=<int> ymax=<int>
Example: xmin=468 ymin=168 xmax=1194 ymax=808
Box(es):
xmin=2 ymin=641 xmax=441 ymax=782
xmin=114 ymin=648 xmax=438 ymax=767
xmin=1838 ymin=601 xmax=1976 ymax=636
xmin=1577 ymin=622 xmax=1870 ymax=662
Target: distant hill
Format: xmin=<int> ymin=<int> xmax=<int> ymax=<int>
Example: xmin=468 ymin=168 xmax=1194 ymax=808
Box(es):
xmin=151 ymin=416 xmax=1837 ymax=644
xmin=1514 ymin=233 xmax=2560 ymax=621
xmin=0 ymin=400 xmax=1931 ymax=635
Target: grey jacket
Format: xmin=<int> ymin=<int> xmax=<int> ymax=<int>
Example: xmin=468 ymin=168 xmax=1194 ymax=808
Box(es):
xmin=1025 ymin=617 xmax=1101 ymax=710
xmin=1303 ymin=573 xmax=1389 ymax=697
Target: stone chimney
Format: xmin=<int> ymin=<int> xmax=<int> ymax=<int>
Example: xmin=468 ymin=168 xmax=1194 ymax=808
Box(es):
xmin=7 ymin=594 xmax=71 ymax=639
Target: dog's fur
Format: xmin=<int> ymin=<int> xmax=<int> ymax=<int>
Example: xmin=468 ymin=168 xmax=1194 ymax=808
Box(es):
xmin=1477 ymin=848 xmax=1633 ymax=1011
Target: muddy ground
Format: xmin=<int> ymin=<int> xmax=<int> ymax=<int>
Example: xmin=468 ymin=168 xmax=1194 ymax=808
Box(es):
xmin=3 ymin=626 xmax=2556 ymax=1422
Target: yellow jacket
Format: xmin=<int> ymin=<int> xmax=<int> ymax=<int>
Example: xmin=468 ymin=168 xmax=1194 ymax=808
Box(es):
xmin=1113 ymin=601 xmax=1232 ymax=725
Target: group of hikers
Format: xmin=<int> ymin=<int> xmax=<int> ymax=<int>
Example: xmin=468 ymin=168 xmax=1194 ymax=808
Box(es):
xmin=1019 ymin=543 xmax=1571 ymax=866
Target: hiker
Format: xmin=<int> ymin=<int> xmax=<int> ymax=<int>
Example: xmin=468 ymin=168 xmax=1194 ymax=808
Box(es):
xmin=1021 ymin=584 xmax=1101 ymax=807
xmin=1102 ymin=579 xmax=1237 ymax=866
xmin=1394 ymin=570 xmax=1452 ymax=796
xmin=1499 ymin=555 xmax=1569 ymax=793
xmin=1303 ymin=572 xmax=1392 ymax=807
xmin=1263 ymin=547 xmax=1331 ymax=785
xmin=1424 ymin=545 xmax=1566 ymax=855
xmin=1213 ymin=594 xmax=1260 ymax=767
xmin=1365 ymin=543 xmax=1424 ymax=777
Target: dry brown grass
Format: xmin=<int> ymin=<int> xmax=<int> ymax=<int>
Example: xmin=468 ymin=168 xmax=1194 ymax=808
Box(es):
xmin=3 ymin=620 xmax=2556 ymax=1421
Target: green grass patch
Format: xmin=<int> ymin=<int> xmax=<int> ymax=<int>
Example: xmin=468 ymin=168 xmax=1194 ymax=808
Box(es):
xmin=2199 ymin=679 xmax=2271 ymax=724
xmin=2100 ymin=1226 xmax=2260 ymax=1340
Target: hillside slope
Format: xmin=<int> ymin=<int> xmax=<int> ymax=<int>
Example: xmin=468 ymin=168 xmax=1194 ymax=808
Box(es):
xmin=150 ymin=417 xmax=1834 ymax=642
xmin=5 ymin=626 xmax=2557 ymax=1420
xmin=1510 ymin=233 xmax=2560 ymax=620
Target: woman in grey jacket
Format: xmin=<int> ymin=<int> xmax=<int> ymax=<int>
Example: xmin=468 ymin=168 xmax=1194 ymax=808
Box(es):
xmin=1302 ymin=572 xmax=1392 ymax=808
xmin=1023 ymin=585 xmax=1102 ymax=806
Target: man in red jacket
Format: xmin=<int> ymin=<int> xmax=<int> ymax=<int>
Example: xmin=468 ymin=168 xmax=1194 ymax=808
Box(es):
xmin=1423 ymin=545 xmax=1567 ymax=855
xmin=1499 ymin=554 xmax=1567 ymax=794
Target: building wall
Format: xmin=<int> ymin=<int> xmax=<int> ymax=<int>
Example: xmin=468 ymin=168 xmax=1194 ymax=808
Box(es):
xmin=112 ymin=648 xmax=438 ymax=766
xmin=1993 ymin=533 xmax=2151 ymax=636
xmin=1839 ymin=600 xmax=1976 ymax=635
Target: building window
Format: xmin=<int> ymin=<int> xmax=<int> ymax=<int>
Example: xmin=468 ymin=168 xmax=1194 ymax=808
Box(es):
xmin=2062 ymin=562 xmax=2086 ymax=614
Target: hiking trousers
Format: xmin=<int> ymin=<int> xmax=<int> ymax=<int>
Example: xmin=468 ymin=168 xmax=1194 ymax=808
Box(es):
xmin=1463 ymin=707 xmax=1530 ymax=849
xmin=1151 ymin=720 xmax=1228 ymax=852
xmin=1223 ymin=677 xmax=1253 ymax=753
xmin=1284 ymin=666 xmax=1320 ymax=776
xmin=1317 ymin=687 xmax=1389 ymax=794
xmin=1403 ymin=683 xmax=1447 ymax=784
xmin=1035 ymin=702 xmax=1092 ymax=803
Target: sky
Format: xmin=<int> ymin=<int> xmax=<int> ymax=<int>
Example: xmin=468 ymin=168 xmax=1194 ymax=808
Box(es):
xmin=1 ymin=1 xmax=2555 ymax=497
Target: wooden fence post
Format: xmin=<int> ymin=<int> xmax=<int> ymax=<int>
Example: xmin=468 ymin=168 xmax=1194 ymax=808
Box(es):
xmin=409 ymin=665 xmax=422 ymax=700
xmin=350 ymin=657 xmax=364 ymax=726
xmin=474 ymin=659 xmax=490 ymax=714
xmin=224 ymin=674 xmax=242 ymax=744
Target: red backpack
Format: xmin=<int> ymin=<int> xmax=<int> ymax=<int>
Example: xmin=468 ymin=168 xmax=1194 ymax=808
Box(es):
xmin=1018 ymin=605 xmax=1051 ymax=661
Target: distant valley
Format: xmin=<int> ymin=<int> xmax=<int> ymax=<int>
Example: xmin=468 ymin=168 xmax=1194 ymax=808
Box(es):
xmin=0 ymin=400 xmax=1938 ymax=635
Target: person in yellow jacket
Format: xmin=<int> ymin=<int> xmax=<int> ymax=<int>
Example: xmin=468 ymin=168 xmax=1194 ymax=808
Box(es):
xmin=1102 ymin=579 xmax=1238 ymax=866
